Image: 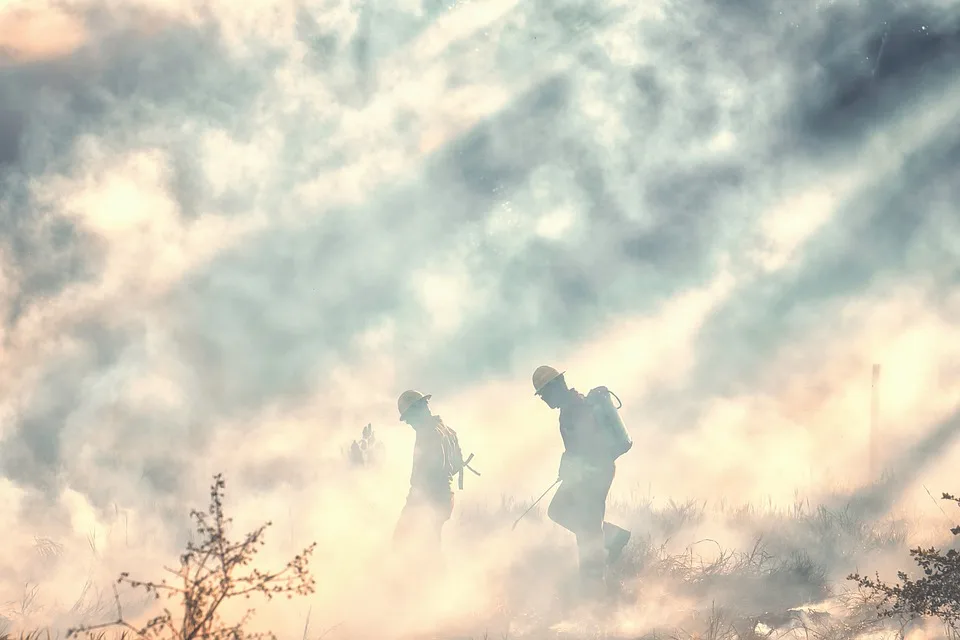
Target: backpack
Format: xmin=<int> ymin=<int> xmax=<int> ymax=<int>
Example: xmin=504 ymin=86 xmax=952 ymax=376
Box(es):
xmin=585 ymin=386 xmax=633 ymax=460
xmin=436 ymin=420 xmax=481 ymax=490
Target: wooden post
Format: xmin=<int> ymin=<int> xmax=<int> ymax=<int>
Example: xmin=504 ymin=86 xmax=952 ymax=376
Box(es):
xmin=870 ymin=364 xmax=881 ymax=481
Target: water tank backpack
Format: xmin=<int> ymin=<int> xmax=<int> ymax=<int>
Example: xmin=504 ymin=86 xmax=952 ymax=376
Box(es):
xmin=585 ymin=386 xmax=633 ymax=459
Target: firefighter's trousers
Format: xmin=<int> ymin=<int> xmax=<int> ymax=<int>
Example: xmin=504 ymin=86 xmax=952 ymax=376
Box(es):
xmin=547 ymin=460 xmax=621 ymax=590
xmin=393 ymin=488 xmax=454 ymax=576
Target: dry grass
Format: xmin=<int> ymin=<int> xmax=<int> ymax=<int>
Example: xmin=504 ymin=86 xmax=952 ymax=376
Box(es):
xmin=0 ymin=482 xmax=933 ymax=640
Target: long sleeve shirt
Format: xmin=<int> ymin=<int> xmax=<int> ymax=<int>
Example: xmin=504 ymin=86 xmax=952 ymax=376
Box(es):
xmin=409 ymin=415 xmax=456 ymax=503
xmin=558 ymin=388 xmax=613 ymax=464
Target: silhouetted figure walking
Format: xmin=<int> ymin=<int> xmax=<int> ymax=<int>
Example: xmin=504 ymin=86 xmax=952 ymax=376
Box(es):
xmin=532 ymin=365 xmax=632 ymax=599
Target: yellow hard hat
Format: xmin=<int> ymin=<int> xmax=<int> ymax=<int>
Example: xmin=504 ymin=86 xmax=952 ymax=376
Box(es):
xmin=397 ymin=389 xmax=431 ymax=419
xmin=532 ymin=365 xmax=564 ymax=395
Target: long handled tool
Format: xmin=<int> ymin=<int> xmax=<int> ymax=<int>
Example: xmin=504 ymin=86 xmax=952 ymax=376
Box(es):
xmin=511 ymin=478 xmax=561 ymax=530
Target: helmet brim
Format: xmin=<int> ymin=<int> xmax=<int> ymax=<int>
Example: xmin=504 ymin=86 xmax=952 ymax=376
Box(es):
xmin=534 ymin=371 xmax=565 ymax=396
xmin=399 ymin=393 xmax=431 ymax=419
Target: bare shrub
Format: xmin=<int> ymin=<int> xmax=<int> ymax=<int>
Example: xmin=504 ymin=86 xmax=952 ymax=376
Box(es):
xmin=66 ymin=473 xmax=316 ymax=640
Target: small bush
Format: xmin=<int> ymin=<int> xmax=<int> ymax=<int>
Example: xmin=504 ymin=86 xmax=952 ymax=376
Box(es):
xmin=66 ymin=473 xmax=316 ymax=640
xmin=345 ymin=423 xmax=385 ymax=467
xmin=848 ymin=491 xmax=960 ymax=634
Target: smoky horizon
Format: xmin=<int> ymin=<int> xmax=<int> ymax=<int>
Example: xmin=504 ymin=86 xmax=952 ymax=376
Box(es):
xmin=1 ymin=0 xmax=959 ymax=637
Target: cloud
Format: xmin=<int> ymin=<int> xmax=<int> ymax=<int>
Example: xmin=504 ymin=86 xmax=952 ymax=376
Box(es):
xmin=0 ymin=6 xmax=88 ymax=65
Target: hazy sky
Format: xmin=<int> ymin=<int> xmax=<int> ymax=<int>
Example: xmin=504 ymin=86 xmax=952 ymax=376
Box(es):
xmin=1 ymin=0 xmax=959 ymax=636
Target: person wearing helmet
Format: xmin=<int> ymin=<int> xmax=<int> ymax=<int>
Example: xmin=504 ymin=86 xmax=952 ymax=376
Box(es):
xmin=532 ymin=365 xmax=631 ymax=596
xmin=392 ymin=389 xmax=478 ymax=572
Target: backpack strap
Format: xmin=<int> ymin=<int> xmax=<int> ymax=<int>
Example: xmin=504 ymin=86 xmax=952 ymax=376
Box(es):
xmin=435 ymin=418 xmax=481 ymax=489
xmin=457 ymin=452 xmax=481 ymax=490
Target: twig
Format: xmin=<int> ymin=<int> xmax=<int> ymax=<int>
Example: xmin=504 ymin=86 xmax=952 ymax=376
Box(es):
xmin=318 ymin=621 xmax=344 ymax=639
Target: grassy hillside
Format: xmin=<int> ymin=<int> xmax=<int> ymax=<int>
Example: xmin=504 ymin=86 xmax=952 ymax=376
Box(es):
xmin=2 ymin=475 xmax=954 ymax=640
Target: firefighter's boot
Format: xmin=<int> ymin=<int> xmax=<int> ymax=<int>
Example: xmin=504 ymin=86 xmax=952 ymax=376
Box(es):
xmin=603 ymin=522 xmax=631 ymax=564
xmin=576 ymin=534 xmax=607 ymax=602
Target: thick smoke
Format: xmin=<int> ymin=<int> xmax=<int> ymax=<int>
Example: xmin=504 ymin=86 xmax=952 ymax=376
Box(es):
xmin=1 ymin=0 xmax=959 ymax=636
